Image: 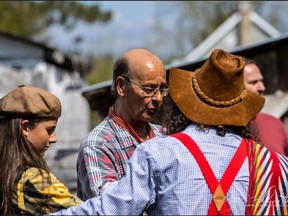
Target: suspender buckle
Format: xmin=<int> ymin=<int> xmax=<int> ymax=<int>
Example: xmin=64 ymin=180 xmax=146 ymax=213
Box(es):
xmin=213 ymin=184 xmax=226 ymax=212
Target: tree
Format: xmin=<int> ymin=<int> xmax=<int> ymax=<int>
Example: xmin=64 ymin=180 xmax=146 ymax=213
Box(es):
xmin=87 ymin=54 xmax=114 ymax=85
xmin=148 ymin=1 xmax=288 ymax=62
xmin=0 ymin=1 xmax=112 ymax=43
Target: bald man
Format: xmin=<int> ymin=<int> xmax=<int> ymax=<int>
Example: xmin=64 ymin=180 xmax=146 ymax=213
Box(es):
xmin=77 ymin=49 xmax=169 ymax=200
xmin=244 ymin=59 xmax=288 ymax=156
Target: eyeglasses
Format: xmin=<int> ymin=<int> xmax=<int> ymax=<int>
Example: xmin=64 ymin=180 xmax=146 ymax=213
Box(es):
xmin=124 ymin=77 xmax=169 ymax=97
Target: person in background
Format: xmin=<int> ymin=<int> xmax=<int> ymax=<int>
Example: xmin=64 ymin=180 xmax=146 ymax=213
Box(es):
xmin=50 ymin=49 xmax=288 ymax=215
xmin=77 ymin=48 xmax=168 ymax=200
xmin=243 ymin=59 xmax=288 ymax=156
xmin=0 ymin=85 xmax=82 ymax=216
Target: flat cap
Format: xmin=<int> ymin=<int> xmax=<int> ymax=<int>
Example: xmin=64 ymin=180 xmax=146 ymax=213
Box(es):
xmin=0 ymin=85 xmax=61 ymax=118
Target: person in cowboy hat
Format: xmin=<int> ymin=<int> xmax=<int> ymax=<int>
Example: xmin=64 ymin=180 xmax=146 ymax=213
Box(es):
xmin=49 ymin=49 xmax=288 ymax=216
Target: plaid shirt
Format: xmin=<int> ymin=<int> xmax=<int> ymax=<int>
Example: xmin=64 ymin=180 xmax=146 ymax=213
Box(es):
xmin=77 ymin=107 xmax=163 ymax=200
xmin=12 ymin=167 xmax=81 ymax=215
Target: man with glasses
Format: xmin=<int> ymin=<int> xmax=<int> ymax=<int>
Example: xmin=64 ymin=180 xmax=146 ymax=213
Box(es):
xmin=77 ymin=48 xmax=168 ymax=200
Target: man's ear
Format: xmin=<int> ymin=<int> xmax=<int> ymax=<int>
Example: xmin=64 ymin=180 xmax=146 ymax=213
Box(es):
xmin=116 ymin=76 xmax=127 ymax=97
xmin=22 ymin=120 xmax=30 ymax=137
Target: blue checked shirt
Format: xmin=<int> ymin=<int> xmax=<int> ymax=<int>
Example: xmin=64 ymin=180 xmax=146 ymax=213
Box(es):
xmin=51 ymin=123 xmax=249 ymax=215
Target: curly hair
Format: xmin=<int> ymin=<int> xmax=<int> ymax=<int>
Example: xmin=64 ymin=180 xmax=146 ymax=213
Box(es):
xmin=162 ymin=95 xmax=262 ymax=142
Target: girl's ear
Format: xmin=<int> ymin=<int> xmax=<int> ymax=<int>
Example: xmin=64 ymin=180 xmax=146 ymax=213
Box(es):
xmin=22 ymin=120 xmax=30 ymax=137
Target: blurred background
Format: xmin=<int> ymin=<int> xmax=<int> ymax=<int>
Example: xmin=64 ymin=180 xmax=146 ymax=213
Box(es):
xmin=0 ymin=1 xmax=288 ymax=193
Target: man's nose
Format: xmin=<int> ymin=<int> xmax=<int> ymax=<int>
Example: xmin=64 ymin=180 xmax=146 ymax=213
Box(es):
xmin=151 ymin=89 xmax=163 ymax=102
xmin=257 ymin=81 xmax=266 ymax=94
xmin=259 ymin=81 xmax=265 ymax=90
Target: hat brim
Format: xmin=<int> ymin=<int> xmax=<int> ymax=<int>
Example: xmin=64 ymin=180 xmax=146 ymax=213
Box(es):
xmin=169 ymin=68 xmax=265 ymax=126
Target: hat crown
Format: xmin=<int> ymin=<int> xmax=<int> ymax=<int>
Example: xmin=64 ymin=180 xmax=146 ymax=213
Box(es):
xmin=169 ymin=49 xmax=265 ymax=126
xmin=196 ymin=49 xmax=245 ymax=102
xmin=0 ymin=85 xmax=61 ymax=118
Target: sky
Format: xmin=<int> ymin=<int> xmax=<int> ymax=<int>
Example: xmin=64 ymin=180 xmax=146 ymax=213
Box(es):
xmin=48 ymin=1 xmax=163 ymax=59
xmin=46 ymin=1 xmax=288 ymax=61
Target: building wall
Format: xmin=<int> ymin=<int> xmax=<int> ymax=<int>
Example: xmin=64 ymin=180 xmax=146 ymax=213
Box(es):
xmin=45 ymin=65 xmax=90 ymax=192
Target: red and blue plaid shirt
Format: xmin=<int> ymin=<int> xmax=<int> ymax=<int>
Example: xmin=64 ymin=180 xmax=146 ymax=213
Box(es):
xmin=77 ymin=106 xmax=163 ymax=200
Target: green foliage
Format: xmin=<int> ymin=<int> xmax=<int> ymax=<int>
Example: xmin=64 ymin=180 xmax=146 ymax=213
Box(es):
xmin=87 ymin=55 xmax=115 ymax=85
xmin=174 ymin=1 xmax=236 ymax=46
xmin=0 ymin=1 xmax=112 ymax=38
xmin=85 ymin=55 xmax=115 ymax=128
xmin=150 ymin=1 xmax=238 ymax=60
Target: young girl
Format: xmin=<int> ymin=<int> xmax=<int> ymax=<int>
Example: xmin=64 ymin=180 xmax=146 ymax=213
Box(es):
xmin=0 ymin=85 xmax=82 ymax=216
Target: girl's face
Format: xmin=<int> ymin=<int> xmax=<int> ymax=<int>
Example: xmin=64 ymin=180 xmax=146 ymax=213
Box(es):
xmin=22 ymin=118 xmax=58 ymax=155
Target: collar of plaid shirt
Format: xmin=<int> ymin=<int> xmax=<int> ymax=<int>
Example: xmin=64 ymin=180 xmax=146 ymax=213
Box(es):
xmin=108 ymin=106 xmax=155 ymax=143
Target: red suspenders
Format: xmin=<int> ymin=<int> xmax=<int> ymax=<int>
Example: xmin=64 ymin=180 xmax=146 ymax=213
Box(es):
xmin=171 ymin=132 xmax=247 ymax=215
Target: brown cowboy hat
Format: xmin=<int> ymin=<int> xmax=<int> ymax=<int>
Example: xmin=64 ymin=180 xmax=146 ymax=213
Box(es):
xmin=169 ymin=49 xmax=265 ymax=126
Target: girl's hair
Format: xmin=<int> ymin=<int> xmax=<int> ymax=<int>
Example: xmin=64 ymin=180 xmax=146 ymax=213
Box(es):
xmin=162 ymin=95 xmax=262 ymax=143
xmin=0 ymin=117 xmax=51 ymax=216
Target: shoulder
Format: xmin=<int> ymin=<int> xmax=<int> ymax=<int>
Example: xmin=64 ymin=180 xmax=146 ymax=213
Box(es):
xmin=80 ymin=117 xmax=137 ymax=150
xmin=18 ymin=167 xmax=61 ymax=193
xmin=80 ymin=117 xmax=118 ymax=146
xmin=149 ymin=122 xmax=164 ymax=135
xmin=248 ymin=139 xmax=288 ymax=160
xmin=20 ymin=167 xmax=48 ymax=179
xmin=256 ymin=112 xmax=280 ymax=122
xmin=20 ymin=167 xmax=60 ymax=184
xmin=90 ymin=116 xmax=116 ymax=134
xmin=255 ymin=112 xmax=284 ymax=125
xmin=139 ymin=134 xmax=184 ymax=157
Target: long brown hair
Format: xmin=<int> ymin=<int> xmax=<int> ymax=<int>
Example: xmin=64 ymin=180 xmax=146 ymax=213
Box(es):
xmin=0 ymin=117 xmax=50 ymax=216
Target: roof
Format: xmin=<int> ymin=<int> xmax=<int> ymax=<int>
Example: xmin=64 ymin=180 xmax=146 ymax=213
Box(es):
xmin=81 ymin=80 xmax=112 ymax=93
xmin=0 ymin=31 xmax=91 ymax=76
xmin=81 ymin=80 xmax=115 ymax=116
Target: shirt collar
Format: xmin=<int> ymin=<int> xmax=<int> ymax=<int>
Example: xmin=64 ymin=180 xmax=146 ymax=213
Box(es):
xmin=109 ymin=106 xmax=155 ymax=143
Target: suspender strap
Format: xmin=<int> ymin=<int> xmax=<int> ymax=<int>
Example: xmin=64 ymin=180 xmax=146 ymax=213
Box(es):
xmin=171 ymin=132 xmax=247 ymax=215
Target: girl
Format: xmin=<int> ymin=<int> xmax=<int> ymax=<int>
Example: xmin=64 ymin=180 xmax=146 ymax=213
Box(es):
xmin=0 ymin=85 xmax=82 ymax=216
